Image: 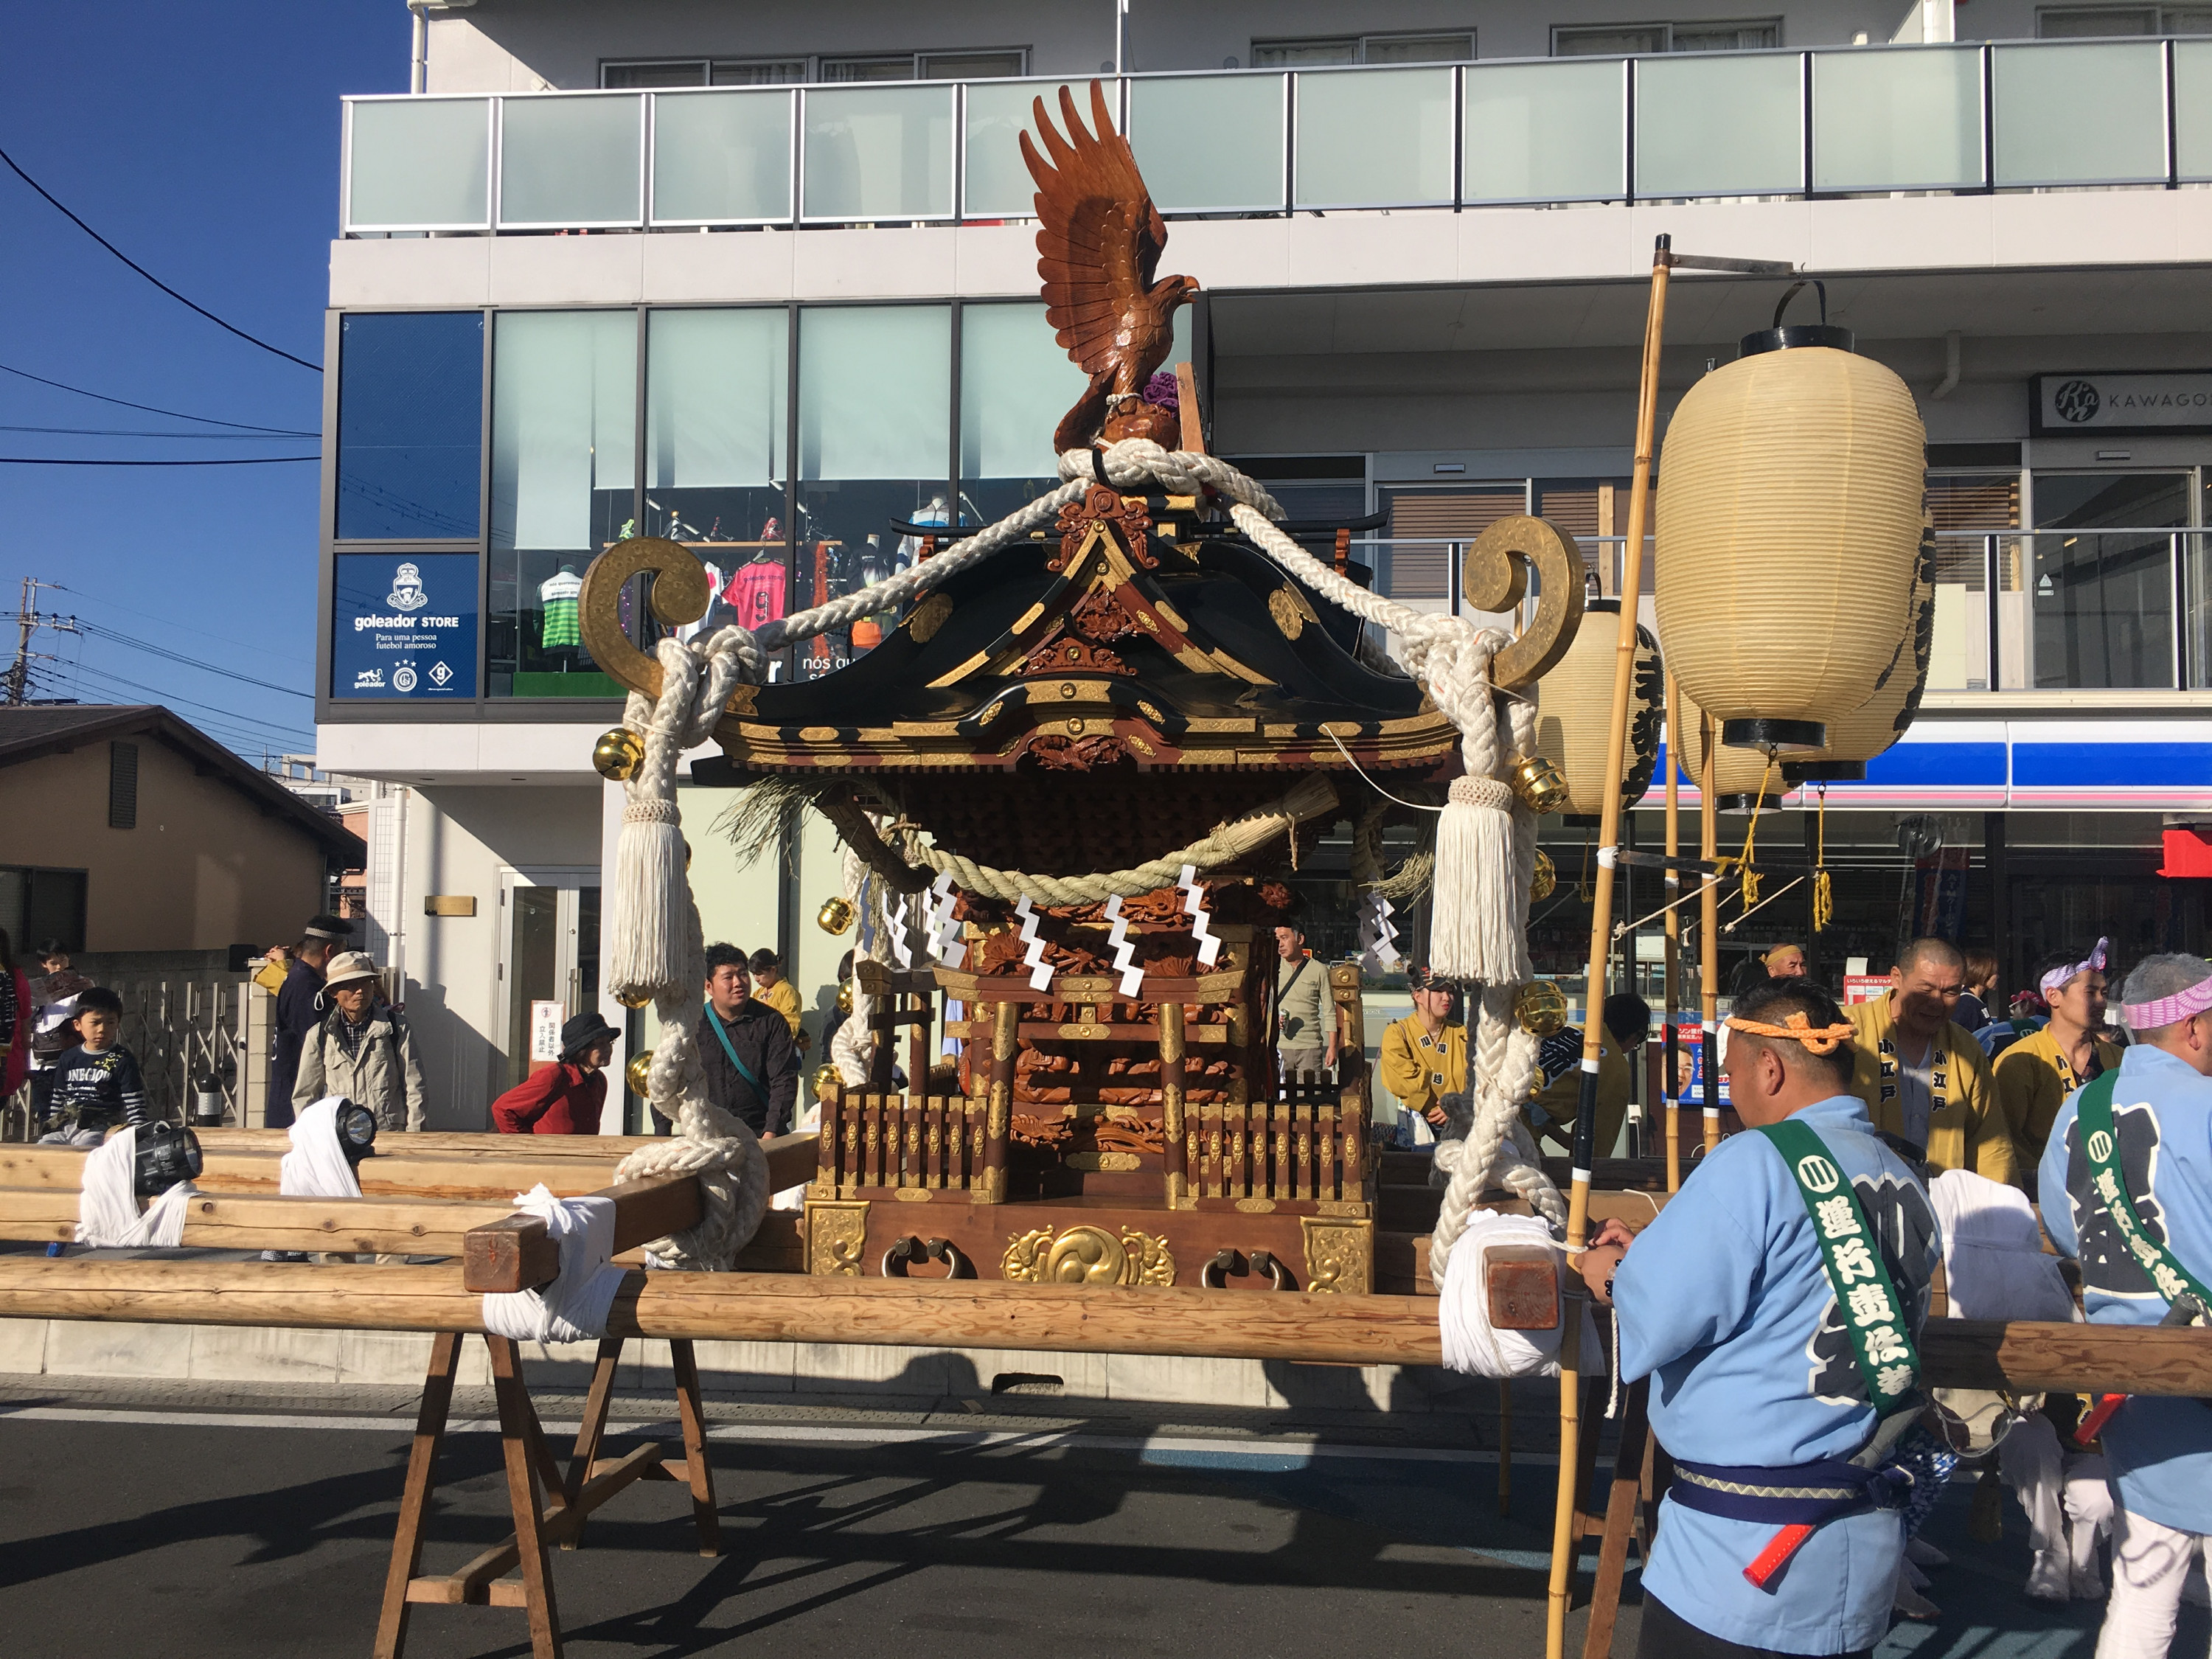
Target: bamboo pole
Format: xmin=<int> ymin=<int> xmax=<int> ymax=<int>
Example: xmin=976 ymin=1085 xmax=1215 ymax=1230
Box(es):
xmin=1661 ymin=672 xmax=1683 ymax=1195
xmin=1548 ymin=234 xmax=1673 ymax=1659
xmin=1700 ymin=707 xmax=1723 ymax=1156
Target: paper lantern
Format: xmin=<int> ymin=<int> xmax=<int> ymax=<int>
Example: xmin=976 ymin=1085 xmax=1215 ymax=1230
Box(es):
xmin=1654 ymin=314 xmax=1925 ymax=755
xmin=1677 ymin=687 xmax=1781 ymax=813
xmin=1784 ymin=519 xmax=1935 ymax=785
xmin=1533 ymin=599 xmax=1663 ymax=817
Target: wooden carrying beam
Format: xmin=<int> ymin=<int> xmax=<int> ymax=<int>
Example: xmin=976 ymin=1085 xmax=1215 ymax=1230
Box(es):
xmin=0 ymin=1255 xmax=2207 ymax=1397
xmin=462 ymin=1172 xmax=703 ymax=1294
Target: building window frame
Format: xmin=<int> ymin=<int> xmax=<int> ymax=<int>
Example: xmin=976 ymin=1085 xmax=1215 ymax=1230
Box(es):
xmin=1552 ymin=18 xmax=1784 ymax=56
xmin=601 ymin=49 xmax=1028 ymax=88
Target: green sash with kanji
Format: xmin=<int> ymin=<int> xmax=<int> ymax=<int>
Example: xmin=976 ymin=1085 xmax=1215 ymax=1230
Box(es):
xmin=1757 ymin=1118 xmax=1924 ymax=1415
xmin=2075 ymin=1071 xmax=2212 ymax=1313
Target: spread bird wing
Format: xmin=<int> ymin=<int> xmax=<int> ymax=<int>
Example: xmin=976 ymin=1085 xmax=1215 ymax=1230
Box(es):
xmin=1019 ymin=80 xmax=1172 ymax=381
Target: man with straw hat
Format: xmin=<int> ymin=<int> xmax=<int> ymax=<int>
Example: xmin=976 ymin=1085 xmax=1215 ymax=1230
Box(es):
xmin=293 ymin=950 xmax=425 ymax=1132
xmin=1844 ymin=938 xmax=2015 ymax=1183
xmin=2039 ymin=952 xmax=2212 ymax=1658
xmin=1579 ymin=978 xmax=1942 ymax=1659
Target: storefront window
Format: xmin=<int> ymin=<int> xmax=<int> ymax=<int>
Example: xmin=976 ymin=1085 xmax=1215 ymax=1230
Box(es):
xmin=489 ymin=310 xmax=636 ymax=698
xmin=335 ymin=312 xmax=483 ymax=541
xmin=2029 ymin=471 xmax=2185 ymax=689
xmin=957 ymin=302 xmax=1089 ymax=529
xmin=644 ymin=309 xmax=790 ymax=650
xmin=795 ymin=305 xmax=950 ymax=679
xmin=1927 ymin=473 xmax=2012 ymax=691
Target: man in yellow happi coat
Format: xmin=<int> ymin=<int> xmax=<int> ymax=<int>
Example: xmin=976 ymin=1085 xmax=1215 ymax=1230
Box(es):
xmin=1378 ymin=966 xmax=1466 ymax=1127
xmin=1994 ymin=940 xmax=2123 ymax=1177
xmin=1844 ymin=936 xmax=2017 ymax=1184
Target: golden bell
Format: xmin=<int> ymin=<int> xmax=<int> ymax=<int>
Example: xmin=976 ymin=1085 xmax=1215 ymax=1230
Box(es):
xmin=836 ymin=981 xmax=854 ymax=1015
xmin=592 ymin=727 xmax=645 ymax=782
xmin=1530 ymin=848 xmax=1557 ymax=902
xmin=817 ymin=896 xmax=856 ymax=936
xmin=1505 ymin=752 xmax=1571 ymax=817
xmin=614 ymin=987 xmax=652 ymax=1010
xmin=625 ymin=1049 xmax=654 ymax=1098
xmin=1514 ymin=979 xmax=1570 ymax=1038
xmin=813 ymin=1063 xmax=844 ymax=1098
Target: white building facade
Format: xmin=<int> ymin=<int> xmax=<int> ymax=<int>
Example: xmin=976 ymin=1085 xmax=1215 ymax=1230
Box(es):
xmin=319 ymin=0 xmax=2212 ymax=1129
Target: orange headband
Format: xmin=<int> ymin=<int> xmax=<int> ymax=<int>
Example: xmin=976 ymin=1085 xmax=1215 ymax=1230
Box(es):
xmin=1723 ymin=1011 xmax=1855 ymax=1056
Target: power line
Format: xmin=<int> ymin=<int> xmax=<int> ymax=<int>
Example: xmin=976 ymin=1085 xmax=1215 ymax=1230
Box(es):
xmin=0 ymin=142 xmax=321 ymax=373
xmin=0 ymin=454 xmax=318 ymax=466
xmin=0 ymin=424 xmax=312 ymax=441
xmin=57 ymin=659 xmax=313 ymax=742
xmin=69 ymin=619 xmax=310 ymax=699
xmin=0 ymin=360 xmax=317 ymax=436
xmin=45 ymin=581 xmax=312 ymax=668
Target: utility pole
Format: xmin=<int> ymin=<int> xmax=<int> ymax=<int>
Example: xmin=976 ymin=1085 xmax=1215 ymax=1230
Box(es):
xmin=4 ymin=578 xmax=79 ymax=706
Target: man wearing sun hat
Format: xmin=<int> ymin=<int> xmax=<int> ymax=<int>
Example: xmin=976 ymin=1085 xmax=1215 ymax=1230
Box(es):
xmin=491 ymin=1011 xmax=619 ymax=1135
xmin=292 ymin=950 xmax=425 ymax=1131
xmin=2040 ymin=952 xmax=2212 ymax=1658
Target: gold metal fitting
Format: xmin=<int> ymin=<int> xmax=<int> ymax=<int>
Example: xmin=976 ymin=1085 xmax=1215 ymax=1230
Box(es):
xmin=1531 ymin=848 xmax=1557 ymax=902
xmin=1504 ymin=752 xmax=1571 ymax=816
xmin=813 ymin=1063 xmax=844 ymax=1098
xmin=816 ymin=896 xmax=856 ymax=935
xmin=625 ymin=1048 xmax=655 ymax=1098
xmin=1514 ymin=979 xmax=1570 ymax=1038
xmin=591 ymin=727 xmax=645 ymax=782
xmin=614 ymin=987 xmax=653 ymax=1009
xmin=835 ymin=981 xmax=854 ymax=1015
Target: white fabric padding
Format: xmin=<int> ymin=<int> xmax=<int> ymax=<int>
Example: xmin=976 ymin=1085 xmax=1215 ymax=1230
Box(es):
xmin=1928 ymin=1169 xmax=2078 ymax=1323
xmin=280 ymin=1097 xmax=363 ymax=1199
xmin=74 ymin=1125 xmax=198 ymax=1248
xmin=1439 ymin=1208 xmax=1594 ymax=1379
xmin=480 ymin=1184 xmax=628 ymax=1343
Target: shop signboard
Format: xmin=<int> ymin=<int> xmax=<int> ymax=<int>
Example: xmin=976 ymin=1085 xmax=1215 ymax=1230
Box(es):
xmin=2031 ymin=371 xmax=2212 ymax=436
xmin=332 ymin=552 xmax=478 ymax=700
xmin=1843 ymin=974 xmax=1889 ymax=1005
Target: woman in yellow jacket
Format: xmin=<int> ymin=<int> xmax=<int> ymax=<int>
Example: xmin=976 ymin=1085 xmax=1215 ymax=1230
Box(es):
xmin=1844 ymin=938 xmax=2016 ymax=1185
xmin=1994 ymin=941 xmax=2122 ymax=1175
xmin=1378 ymin=968 xmax=1466 ymax=1127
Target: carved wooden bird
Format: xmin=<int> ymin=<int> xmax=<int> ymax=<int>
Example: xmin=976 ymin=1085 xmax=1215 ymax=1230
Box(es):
xmin=1020 ymin=80 xmax=1200 ymax=453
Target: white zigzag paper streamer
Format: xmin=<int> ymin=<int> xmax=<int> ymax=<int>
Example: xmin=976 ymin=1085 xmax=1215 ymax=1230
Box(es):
xmin=1178 ymin=863 xmax=1222 ymax=969
xmin=1358 ymin=891 xmax=1402 ymax=973
xmin=886 ymin=893 xmax=914 ymax=970
xmin=928 ymin=871 xmax=967 ymax=969
xmin=1102 ymin=893 xmax=1143 ymax=998
xmin=1013 ymin=894 xmax=1054 ymax=990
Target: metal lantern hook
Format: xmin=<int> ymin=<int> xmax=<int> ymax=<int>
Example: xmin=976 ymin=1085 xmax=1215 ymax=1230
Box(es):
xmin=1773 ymin=279 xmax=1829 ymax=330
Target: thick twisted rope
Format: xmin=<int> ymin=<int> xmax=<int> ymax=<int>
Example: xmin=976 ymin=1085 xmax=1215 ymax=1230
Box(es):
xmin=816 ymin=776 xmax=1337 ymax=906
xmin=606 ymin=633 xmax=768 ymax=1269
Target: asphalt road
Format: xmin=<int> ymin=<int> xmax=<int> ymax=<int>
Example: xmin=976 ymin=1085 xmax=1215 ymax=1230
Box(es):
xmin=0 ymin=1383 xmax=2180 ymax=1659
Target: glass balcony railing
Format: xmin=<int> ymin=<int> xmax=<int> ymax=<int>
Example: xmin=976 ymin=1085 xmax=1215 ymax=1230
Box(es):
xmin=339 ymin=38 xmax=2212 ymax=234
xmin=1353 ymin=528 xmax=2212 ymax=697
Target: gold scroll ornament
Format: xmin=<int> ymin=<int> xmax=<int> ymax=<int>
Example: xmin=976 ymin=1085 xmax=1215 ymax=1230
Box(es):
xmin=1002 ymin=1225 xmax=1175 ymax=1287
xmin=807 ymin=1200 xmax=870 ymax=1276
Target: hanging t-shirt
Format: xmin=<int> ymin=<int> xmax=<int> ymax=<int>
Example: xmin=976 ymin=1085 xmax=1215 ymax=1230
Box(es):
xmin=728 ymin=561 xmax=788 ymax=629
xmin=539 ymin=568 xmax=583 ymax=648
xmin=677 ymin=562 xmax=726 ymax=645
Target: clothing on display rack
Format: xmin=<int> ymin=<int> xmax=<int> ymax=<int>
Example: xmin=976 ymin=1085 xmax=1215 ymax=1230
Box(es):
xmin=539 ymin=566 xmax=583 ymax=653
xmin=728 ymin=556 xmax=787 ymax=629
xmin=676 ymin=561 xmax=728 ymax=645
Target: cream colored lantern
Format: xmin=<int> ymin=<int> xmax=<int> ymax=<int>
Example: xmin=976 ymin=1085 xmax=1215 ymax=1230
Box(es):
xmin=1784 ymin=518 xmax=1936 ymax=785
xmin=1533 ymin=599 xmax=1663 ymax=816
xmin=1678 ymin=687 xmax=1781 ymax=812
xmin=1655 ymin=307 xmax=1925 ymax=755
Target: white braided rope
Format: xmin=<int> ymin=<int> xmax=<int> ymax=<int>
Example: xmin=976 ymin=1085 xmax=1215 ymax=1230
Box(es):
xmin=605 ymin=631 xmax=768 ymax=1269
xmin=830 ymin=845 xmax=881 ymax=1089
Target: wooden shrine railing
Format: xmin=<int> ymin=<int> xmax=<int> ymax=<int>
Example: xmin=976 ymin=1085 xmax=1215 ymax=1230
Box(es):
xmin=815 ymin=1090 xmax=987 ymax=1200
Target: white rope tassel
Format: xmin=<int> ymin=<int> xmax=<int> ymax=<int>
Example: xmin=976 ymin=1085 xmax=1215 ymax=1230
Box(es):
xmin=1430 ymin=774 xmax=1520 ymax=985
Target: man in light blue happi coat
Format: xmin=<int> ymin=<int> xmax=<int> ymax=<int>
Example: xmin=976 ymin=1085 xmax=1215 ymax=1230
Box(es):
xmin=2039 ymin=951 xmax=2212 ymax=1659
xmin=1578 ymin=979 xmax=1941 ymax=1659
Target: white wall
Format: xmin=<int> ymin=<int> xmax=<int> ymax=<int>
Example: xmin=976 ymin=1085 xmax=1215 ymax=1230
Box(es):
xmin=424 ymin=1 xmax=1932 ymax=93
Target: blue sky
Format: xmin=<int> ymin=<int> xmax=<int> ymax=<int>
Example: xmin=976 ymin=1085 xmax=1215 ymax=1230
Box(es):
xmin=0 ymin=1 xmax=401 ymax=760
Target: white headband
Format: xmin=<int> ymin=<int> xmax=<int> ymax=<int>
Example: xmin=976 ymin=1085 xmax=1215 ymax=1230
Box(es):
xmin=2040 ymin=937 xmax=2109 ymax=1000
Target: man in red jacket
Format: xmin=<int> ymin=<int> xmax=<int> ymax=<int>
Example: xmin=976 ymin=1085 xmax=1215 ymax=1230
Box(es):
xmin=492 ymin=1012 xmax=619 ymax=1135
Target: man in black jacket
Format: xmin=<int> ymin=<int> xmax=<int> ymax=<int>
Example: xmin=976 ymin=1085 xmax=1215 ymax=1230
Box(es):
xmin=686 ymin=941 xmax=799 ymax=1136
xmin=268 ymin=915 xmax=352 ymax=1130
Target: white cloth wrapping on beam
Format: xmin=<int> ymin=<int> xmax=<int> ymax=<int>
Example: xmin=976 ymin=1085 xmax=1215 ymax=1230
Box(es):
xmin=1927 ymin=1169 xmax=2079 ymax=1323
xmin=479 ymin=1184 xmax=628 ymax=1344
xmin=280 ymin=1097 xmax=363 ymax=1199
xmin=74 ymin=1125 xmax=197 ymax=1248
xmin=1438 ymin=1208 xmax=1595 ymax=1379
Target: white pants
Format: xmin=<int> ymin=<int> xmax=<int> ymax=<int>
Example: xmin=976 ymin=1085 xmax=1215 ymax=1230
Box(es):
xmin=2003 ymin=1416 xmax=2115 ymax=1585
xmin=2097 ymin=1508 xmax=2210 ymax=1659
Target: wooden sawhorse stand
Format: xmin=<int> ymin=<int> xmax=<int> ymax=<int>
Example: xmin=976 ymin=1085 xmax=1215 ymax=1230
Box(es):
xmin=374 ymin=1330 xmax=720 ymax=1659
xmin=1565 ymin=1372 xmax=1666 ymax=1659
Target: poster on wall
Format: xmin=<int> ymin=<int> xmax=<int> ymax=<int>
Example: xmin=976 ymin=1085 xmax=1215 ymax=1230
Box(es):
xmin=333 ymin=552 xmax=477 ymax=700
xmin=529 ymin=1000 xmax=565 ymax=1065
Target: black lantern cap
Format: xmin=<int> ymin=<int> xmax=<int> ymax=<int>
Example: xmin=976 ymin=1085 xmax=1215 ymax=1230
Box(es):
xmin=1739 ymin=279 xmax=1854 ymax=357
xmin=1722 ymin=717 xmax=1826 ymax=753
xmin=1782 ymin=760 xmax=1868 ymax=785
